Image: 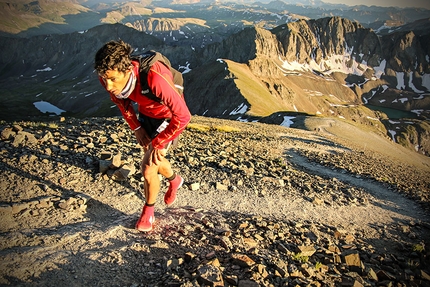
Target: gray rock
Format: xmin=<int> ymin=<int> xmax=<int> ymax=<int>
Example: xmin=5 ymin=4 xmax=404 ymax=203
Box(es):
xmin=197 ymin=264 xmax=224 ymax=286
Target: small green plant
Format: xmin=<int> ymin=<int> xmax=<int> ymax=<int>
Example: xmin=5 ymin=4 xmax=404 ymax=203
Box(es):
xmin=275 ymin=157 xmax=287 ymax=167
xmin=315 ymin=261 xmax=323 ymax=270
xmin=292 ymin=252 xmax=309 ymax=263
xmin=48 ymin=122 xmax=59 ymax=129
xmin=213 ymin=125 xmax=240 ymax=133
xmin=407 ymin=259 xmax=420 ymax=269
xmin=22 ymin=121 xmax=58 ymax=129
xmin=186 ymin=123 xmax=211 ymax=132
xmin=412 ymin=243 xmax=425 ymax=253
xmin=24 ymin=122 xmax=41 ymax=128
xmin=378 ymin=176 xmax=391 ymax=183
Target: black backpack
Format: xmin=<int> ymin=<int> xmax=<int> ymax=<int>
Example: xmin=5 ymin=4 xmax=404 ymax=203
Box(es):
xmin=131 ymin=51 xmax=184 ymax=104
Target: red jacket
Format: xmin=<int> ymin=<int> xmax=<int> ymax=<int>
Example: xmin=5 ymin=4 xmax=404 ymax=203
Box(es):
xmin=100 ymin=60 xmax=191 ymax=149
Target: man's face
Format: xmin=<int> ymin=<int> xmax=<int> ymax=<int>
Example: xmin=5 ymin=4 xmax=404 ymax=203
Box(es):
xmin=100 ymin=68 xmax=132 ymax=97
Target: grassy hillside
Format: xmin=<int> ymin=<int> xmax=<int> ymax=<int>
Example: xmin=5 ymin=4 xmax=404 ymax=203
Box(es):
xmin=225 ymin=60 xmax=291 ymax=116
xmin=0 ymin=0 xmax=96 ymax=35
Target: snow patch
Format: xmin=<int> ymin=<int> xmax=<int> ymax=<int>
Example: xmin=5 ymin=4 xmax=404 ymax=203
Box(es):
xmin=408 ymin=71 xmax=424 ymax=93
xmin=36 ymin=67 xmax=52 ymax=72
xmin=280 ymin=116 xmax=295 ymax=128
xmin=33 ymin=101 xmax=65 ymax=115
xmin=421 ymin=74 xmax=430 ymax=91
xmin=279 ymin=44 xmax=379 ymax=78
xmin=396 ymin=72 xmax=405 ymax=90
xmin=179 ymin=62 xmax=192 ymax=74
xmin=230 ymin=103 xmax=248 ymax=115
xmin=388 ymin=130 xmax=396 ymax=142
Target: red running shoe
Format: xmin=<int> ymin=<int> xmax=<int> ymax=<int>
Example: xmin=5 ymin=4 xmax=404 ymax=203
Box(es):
xmin=164 ymin=175 xmax=184 ymax=206
xmin=136 ymin=204 xmax=155 ymax=232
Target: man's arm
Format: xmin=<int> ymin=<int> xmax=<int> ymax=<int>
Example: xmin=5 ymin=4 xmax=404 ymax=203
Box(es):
xmin=146 ymin=62 xmax=191 ymax=150
xmin=111 ymin=95 xmax=152 ymax=148
xmin=99 ymin=76 xmax=150 ymax=148
xmin=109 ymin=95 xmax=141 ymax=130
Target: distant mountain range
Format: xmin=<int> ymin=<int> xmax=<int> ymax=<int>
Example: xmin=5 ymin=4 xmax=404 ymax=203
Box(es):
xmin=0 ymin=0 xmax=429 ymax=156
xmin=1 ymin=0 xmax=429 ymax=38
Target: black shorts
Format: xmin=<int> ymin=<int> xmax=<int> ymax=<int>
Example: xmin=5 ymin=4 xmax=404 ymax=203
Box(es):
xmin=138 ymin=113 xmax=169 ymax=139
xmin=138 ymin=113 xmax=179 ymax=150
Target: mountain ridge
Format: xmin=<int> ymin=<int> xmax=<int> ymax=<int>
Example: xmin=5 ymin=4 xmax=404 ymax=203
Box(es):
xmin=1 ymin=0 xmax=430 ymax=39
xmin=0 ymin=15 xmax=429 ymax=155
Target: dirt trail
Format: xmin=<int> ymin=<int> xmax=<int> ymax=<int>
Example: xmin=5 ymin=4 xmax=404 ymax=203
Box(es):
xmin=169 ymin=147 xmax=429 ymax=249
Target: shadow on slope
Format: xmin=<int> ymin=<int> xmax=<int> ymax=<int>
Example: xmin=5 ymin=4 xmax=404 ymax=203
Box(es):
xmin=1 ymin=205 xmax=429 ymax=286
xmin=13 ymin=11 xmax=105 ymax=38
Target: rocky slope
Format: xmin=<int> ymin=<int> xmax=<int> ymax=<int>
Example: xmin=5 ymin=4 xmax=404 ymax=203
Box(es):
xmin=0 ymin=115 xmax=429 ymax=286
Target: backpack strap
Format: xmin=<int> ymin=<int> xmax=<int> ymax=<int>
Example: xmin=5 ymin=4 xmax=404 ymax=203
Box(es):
xmin=131 ymin=51 xmax=163 ymax=104
xmin=131 ymin=51 xmax=184 ymax=104
xmin=139 ymin=70 xmax=164 ymax=104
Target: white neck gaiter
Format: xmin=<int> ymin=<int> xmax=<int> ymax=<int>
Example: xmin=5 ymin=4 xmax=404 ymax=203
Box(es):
xmin=116 ymin=70 xmax=137 ymax=99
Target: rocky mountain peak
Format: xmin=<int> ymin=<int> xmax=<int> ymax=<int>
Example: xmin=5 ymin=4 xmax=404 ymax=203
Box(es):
xmin=384 ymin=30 xmax=428 ymax=73
xmin=274 ymin=16 xmax=381 ymax=67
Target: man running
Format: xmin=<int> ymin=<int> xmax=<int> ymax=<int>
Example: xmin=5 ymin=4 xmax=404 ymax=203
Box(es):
xmin=94 ymin=40 xmax=191 ymax=232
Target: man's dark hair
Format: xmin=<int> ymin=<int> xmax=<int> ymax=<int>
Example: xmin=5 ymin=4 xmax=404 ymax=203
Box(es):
xmin=94 ymin=40 xmax=133 ymax=75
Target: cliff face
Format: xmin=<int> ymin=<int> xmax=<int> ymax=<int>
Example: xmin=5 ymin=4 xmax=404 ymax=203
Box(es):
xmin=188 ymin=16 xmax=429 ymax=118
xmin=275 ymin=17 xmax=382 ymax=66
xmin=184 ymin=17 xmax=430 ymax=155
xmin=383 ymin=31 xmax=429 ymax=73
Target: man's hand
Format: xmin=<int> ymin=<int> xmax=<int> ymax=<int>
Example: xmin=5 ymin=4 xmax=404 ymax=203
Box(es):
xmin=134 ymin=128 xmax=151 ymax=148
xmin=149 ymin=148 xmax=167 ymax=166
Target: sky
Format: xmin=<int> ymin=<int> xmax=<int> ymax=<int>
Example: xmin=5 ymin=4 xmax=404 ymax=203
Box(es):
xmin=323 ymin=0 xmax=430 ymax=9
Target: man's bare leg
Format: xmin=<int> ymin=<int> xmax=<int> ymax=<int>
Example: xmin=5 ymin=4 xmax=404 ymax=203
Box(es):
xmin=141 ymin=145 xmax=174 ymax=204
xmin=136 ymin=144 xmax=177 ymax=232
